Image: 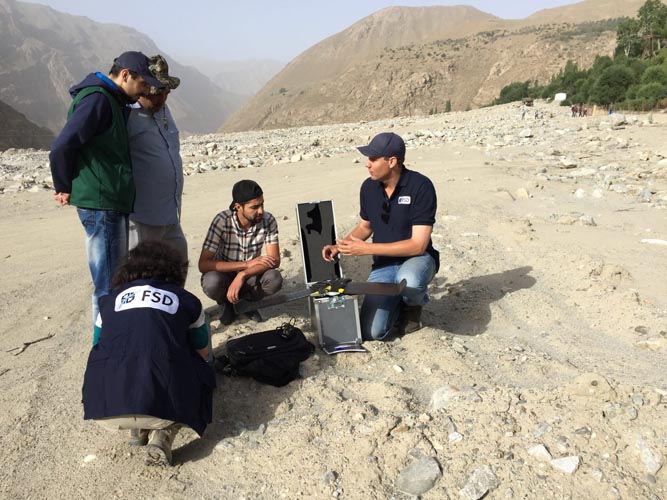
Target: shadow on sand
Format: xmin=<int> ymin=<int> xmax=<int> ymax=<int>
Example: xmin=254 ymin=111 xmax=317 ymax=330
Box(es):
xmin=429 ymin=266 xmax=536 ymax=337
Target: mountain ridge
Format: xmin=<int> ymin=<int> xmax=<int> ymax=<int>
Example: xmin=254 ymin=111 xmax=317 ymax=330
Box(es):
xmin=0 ymin=0 xmax=244 ymax=135
xmin=222 ymin=0 xmax=646 ymax=132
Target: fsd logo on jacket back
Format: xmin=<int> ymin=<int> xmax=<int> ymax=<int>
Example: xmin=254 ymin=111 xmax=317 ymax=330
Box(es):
xmin=114 ymin=285 xmax=179 ymax=314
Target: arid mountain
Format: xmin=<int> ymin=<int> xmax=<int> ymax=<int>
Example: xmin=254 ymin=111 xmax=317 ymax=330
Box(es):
xmin=188 ymin=58 xmax=284 ymax=98
xmin=0 ymin=0 xmax=241 ymax=136
xmin=222 ymin=0 xmax=647 ymax=132
xmin=0 ymin=98 xmax=53 ymax=150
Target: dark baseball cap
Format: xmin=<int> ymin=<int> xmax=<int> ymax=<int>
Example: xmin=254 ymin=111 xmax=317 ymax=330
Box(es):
xmin=357 ymin=132 xmax=406 ymax=160
xmin=114 ymin=51 xmax=164 ymax=89
xmin=230 ymin=180 xmax=263 ymax=210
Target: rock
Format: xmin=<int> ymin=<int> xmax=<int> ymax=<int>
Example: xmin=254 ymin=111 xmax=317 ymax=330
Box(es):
xmin=395 ymin=457 xmax=442 ymax=496
xmin=560 ymin=157 xmax=578 ymax=168
xmin=518 ymin=128 xmax=533 ymax=138
xmin=459 ymin=465 xmax=499 ymax=500
xmin=550 ymin=456 xmax=580 ymax=474
xmin=515 ymin=187 xmax=530 ymax=199
xmin=635 ymin=436 xmax=662 ymax=474
xmin=603 ymin=402 xmax=638 ymax=420
xmin=563 ymin=372 xmax=616 ymax=400
xmin=578 ymin=215 xmax=596 ymax=226
xmin=638 ymin=188 xmax=652 ymax=203
xmin=610 ymin=114 xmax=627 ymax=127
xmin=322 ymin=470 xmax=338 ymax=485
xmin=636 ymin=337 xmax=667 ymax=351
xmin=528 ymin=444 xmax=552 ymax=462
xmin=449 ymin=431 xmax=464 ymax=443
xmin=430 ymin=385 xmax=480 ymax=410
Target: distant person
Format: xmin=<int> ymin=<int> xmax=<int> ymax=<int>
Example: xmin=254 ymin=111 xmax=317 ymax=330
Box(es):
xmin=322 ymin=132 xmax=439 ymax=341
xmin=127 ymin=55 xmax=187 ymax=261
xmin=49 ymin=51 xmax=165 ymax=333
xmin=521 ymin=104 xmax=527 ymax=120
xmin=82 ymin=241 xmax=215 ymax=467
xmin=199 ymin=180 xmax=283 ymax=325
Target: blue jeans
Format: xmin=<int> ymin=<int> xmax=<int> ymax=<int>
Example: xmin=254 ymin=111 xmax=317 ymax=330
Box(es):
xmin=77 ymin=208 xmax=128 ymax=326
xmin=360 ymin=253 xmax=436 ymax=341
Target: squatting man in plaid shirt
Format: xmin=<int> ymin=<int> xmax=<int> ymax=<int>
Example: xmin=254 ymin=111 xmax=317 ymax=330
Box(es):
xmin=198 ymin=180 xmax=283 ymax=325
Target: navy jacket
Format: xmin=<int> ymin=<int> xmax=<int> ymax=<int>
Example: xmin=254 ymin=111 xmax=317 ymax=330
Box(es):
xmin=82 ymin=279 xmax=215 ymax=436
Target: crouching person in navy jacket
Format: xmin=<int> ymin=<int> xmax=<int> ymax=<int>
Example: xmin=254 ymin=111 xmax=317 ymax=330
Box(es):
xmin=82 ymin=241 xmax=215 ymax=466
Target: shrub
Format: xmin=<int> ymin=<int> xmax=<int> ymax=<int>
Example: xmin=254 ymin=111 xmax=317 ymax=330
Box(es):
xmin=641 ymin=66 xmax=667 ymax=85
xmin=589 ymin=65 xmax=635 ymax=104
xmin=636 ymin=82 xmax=667 ymax=101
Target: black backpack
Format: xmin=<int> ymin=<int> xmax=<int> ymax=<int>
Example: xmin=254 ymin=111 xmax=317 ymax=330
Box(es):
xmin=217 ymin=321 xmax=314 ymax=387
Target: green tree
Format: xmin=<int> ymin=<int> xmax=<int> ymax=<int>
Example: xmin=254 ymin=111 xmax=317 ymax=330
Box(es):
xmin=590 ymin=55 xmax=614 ymax=77
xmin=494 ymin=81 xmax=530 ymax=104
xmin=637 ymin=81 xmax=667 ymax=100
xmin=638 ymin=0 xmax=667 ymax=57
xmin=589 ymin=65 xmax=636 ymax=104
xmin=641 ymin=65 xmax=667 ymax=85
xmin=445 ymin=100 xmax=452 ymax=112
xmin=616 ymin=18 xmax=643 ymax=57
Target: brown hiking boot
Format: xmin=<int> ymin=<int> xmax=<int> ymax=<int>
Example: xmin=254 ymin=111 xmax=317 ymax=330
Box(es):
xmin=145 ymin=424 xmax=181 ymax=466
xmin=398 ymin=305 xmax=423 ymax=334
xmin=128 ymin=428 xmax=149 ymax=446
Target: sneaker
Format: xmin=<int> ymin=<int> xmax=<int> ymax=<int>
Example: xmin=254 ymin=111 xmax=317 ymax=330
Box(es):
xmin=128 ymin=428 xmax=149 ymax=446
xmin=398 ymin=305 xmax=423 ymax=335
xmin=145 ymin=424 xmax=181 ymax=466
xmin=219 ymin=299 xmax=236 ymax=325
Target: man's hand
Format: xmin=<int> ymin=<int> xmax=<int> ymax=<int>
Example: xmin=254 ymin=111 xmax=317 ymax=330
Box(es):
xmin=336 ymin=236 xmax=369 ymax=256
xmin=226 ymin=273 xmax=246 ymax=304
xmin=322 ymin=244 xmax=340 ymax=262
xmin=54 ymin=192 xmax=70 ymax=206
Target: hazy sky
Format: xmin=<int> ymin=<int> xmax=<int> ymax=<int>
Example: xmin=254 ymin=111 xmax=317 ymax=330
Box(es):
xmin=30 ymin=0 xmax=578 ymax=62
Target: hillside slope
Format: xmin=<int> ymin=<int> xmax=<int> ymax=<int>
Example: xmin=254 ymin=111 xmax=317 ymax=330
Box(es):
xmin=222 ymin=0 xmax=645 ymax=132
xmin=0 ymin=0 xmax=241 ymax=135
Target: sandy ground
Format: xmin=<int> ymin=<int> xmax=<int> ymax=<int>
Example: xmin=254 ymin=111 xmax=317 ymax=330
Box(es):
xmin=0 ymin=104 xmax=666 ymax=499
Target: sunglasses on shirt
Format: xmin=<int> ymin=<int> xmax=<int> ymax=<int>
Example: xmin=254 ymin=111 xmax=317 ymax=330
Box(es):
xmin=381 ymin=199 xmax=391 ymax=224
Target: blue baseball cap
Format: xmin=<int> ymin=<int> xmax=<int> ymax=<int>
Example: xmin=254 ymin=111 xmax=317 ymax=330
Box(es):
xmin=114 ymin=51 xmax=165 ymax=89
xmin=357 ymin=132 xmax=406 ymax=160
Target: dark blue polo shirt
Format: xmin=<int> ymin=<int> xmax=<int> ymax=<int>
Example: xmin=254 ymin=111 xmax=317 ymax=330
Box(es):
xmin=360 ymin=167 xmax=440 ymax=272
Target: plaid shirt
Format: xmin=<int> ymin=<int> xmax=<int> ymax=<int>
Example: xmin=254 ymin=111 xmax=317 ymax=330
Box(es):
xmin=202 ymin=209 xmax=279 ymax=262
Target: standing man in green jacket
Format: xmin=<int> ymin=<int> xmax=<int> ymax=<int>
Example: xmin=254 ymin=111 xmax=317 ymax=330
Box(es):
xmin=49 ymin=51 xmax=165 ymax=333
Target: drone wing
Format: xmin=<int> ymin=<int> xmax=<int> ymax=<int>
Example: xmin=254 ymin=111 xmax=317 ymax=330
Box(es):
xmin=234 ymin=278 xmax=407 ymax=314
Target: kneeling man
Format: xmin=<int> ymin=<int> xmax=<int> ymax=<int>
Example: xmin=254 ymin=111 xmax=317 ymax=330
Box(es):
xmin=199 ymin=180 xmax=283 ymax=324
xmin=322 ymin=133 xmax=439 ymax=340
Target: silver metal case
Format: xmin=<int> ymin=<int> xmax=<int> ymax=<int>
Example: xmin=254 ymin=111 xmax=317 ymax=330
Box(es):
xmin=296 ymin=200 xmax=365 ymax=354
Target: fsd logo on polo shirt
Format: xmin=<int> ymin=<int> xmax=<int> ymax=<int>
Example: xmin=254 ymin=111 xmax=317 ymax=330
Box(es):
xmin=398 ymin=196 xmax=411 ymax=205
xmin=115 ymin=285 xmax=179 ymax=314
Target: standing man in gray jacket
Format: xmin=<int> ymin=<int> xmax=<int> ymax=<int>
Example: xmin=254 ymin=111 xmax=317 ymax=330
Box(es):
xmin=127 ymin=55 xmax=187 ymax=261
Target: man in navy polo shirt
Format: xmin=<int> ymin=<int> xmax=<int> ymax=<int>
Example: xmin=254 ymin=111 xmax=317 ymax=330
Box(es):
xmin=322 ymin=132 xmax=439 ymax=340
